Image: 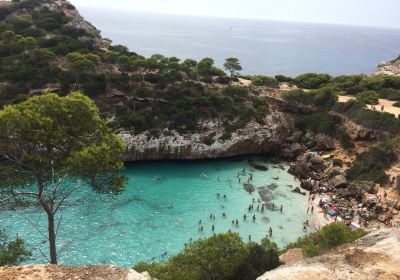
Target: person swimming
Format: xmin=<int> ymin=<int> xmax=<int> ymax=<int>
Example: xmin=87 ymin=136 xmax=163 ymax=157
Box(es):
xmin=236 ymin=219 xmax=239 ymax=225
xmin=212 ymin=225 xmax=215 ymax=231
xmin=252 ymin=215 xmax=256 ymax=221
xmin=280 ymin=205 xmax=283 ymax=212
xmin=269 ymin=227 xmax=273 ymax=236
xmin=243 ymin=214 xmax=247 ymax=220
xmin=153 ymin=176 xmax=162 ymax=181
xmin=222 ymin=213 xmax=226 ymax=218
xmin=223 ymin=195 xmax=227 ymax=200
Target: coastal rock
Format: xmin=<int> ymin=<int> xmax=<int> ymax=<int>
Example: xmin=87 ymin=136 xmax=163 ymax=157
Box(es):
xmin=336 ymin=181 xmax=376 ymax=199
xmin=292 ymin=187 xmax=306 ymax=196
xmin=267 ymin=183 xmax=279 ymax=190
xmin=374 ymin=58 xmax=400 ymax=76
xmin=258 ymin=187 xmax=275 ymax=202
xmin=121 ymin=113 xmax=294 ymax=161
xmin=327 ymin=167 xmax=344 ymax=178
xmin=244 ymin=183 xmax=255 ymax=193
xmin=288 ymin=152 xmax=326 ymax=179
xmin=314 ymin=134 xmax=336 ymax=151
xmin=300 ymin=180 xmax=313 ymax=191
xmin=328 ymin=175 xmax=348 ymax=189
xmin=257 ymin=228 xmax=400 ymax=280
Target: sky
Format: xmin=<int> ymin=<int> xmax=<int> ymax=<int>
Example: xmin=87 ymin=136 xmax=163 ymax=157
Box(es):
xmin=70 ymin=0 xmax=400 ymax=29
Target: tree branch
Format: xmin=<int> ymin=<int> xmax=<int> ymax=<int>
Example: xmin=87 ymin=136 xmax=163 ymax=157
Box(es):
xmin=0 ymin=192 xmax=39 ymax=204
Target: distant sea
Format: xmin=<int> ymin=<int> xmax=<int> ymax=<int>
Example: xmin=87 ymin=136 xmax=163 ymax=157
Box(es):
xmin=79 ymin=8 xmax=400 ymax=76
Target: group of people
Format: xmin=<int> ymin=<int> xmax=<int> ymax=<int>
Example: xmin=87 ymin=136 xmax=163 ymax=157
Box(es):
xmin=370 ymin=104 xmax=385 ymax=112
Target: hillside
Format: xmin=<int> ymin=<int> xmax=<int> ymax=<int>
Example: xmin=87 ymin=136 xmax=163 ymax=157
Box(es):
xmin=374 ymin=56 xmax=400 ymax=76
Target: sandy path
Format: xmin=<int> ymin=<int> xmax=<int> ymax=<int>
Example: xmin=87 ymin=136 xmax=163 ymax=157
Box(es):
xmin=338 ymin=95 xmax=400 ymax=116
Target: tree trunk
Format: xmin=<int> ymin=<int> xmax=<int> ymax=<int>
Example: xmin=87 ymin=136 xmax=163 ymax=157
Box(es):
xmin=38 ymin=176 xmax=58 ymax=264
xmin=47 ymin=212 xmax=58 ymax=264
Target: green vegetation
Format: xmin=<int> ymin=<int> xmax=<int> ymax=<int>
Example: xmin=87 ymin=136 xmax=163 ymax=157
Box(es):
xmin=295 ymin=112 xmax=354 ymax=150
xmin=294 ymin=73 xmax=332 ymax=89
xmin=393 ymin=101 xmax=400 ymax=108
xmin=134 ymin=233 xmax=280 ymax=280
xmin=334 ymin=100 xmax=400 ymax=134
xmin=347 ymin=139 xmax=399 ymax=184
xmin=0 ymin=230 xmax=31 ymax=266
xmin=0 ymin=93 xmax=126 ymax=264
xmin=284 ymin=222 xmax=367 ymax=257
xmin=282 ymin=87 xmax=338 ymax=110
xmin=250 ymin=76 xmax=278 ymax=87
xmin=356 ymin=90 xmax=379 ymax=104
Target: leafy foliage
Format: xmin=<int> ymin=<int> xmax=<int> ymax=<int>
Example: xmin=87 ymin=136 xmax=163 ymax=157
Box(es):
xmin=134 ymin=233 xmax=280 ymax=280
xmin=347 ymin=139 xmax=398 ymax=184
xmin=0 ymin=230 xmax=31 ymax=266
xmin=294 ymin=73 xmax=332 ymax=89
xmin=284 ymin=222 xmax=367 ymax=257
xmin=356 ymin=90 xmax=379 ymax=104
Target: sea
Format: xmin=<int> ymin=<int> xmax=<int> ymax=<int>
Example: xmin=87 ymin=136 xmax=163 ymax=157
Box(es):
xmin=0 ymin=159 xmax=309 ymax=267
xmin=78 ymin=8 xmax=400 ymax=76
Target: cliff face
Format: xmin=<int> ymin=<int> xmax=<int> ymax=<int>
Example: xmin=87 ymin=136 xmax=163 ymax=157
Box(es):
xmin=374 ymin=57 xmax=400 ymax=76
xmin=257 ymin=228 xmax=400 ymax=280
xmin=120 ymin=111 xmax=295 ymax=161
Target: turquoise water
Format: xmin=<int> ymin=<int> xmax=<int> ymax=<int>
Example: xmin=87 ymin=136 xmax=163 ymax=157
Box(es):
xmin=0 ymin=158 xmax=309 ymax=267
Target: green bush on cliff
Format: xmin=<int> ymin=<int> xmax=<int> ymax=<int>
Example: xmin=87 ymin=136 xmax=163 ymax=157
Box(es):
xmin=296 ymin=112 xmax=338 ymax=136
xmin=333 ymin=100 xmax=400 ymax=134
xmin=347 ymin=139 xmax=399 ymax=184
xmin=134 ymin=233 xmax=280 ymax=280
xmin=284 ymin=222 xmax=367 ymax=257
xmin=282 ymin=87 xmax=337 ymax=109
xmin=251 ymin=75 xmax=278 ymax=87
xmin=356 ymin=90 xmax=379 ymax=105
xmin=0 ymin=230 xmax=31 ymax=266
xmin=294 ymin=73 xmax=332 ymax=89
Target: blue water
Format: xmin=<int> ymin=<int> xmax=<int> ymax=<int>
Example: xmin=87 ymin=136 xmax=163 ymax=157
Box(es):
xmin=77 ymin=8 xmax=400 ymax=76
xmin=0 ymin=159 xmax=309 ymax=267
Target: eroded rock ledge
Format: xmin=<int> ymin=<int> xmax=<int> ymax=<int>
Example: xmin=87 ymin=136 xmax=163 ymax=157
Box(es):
xmin=120 ymin=112 xmax=294 ymax=161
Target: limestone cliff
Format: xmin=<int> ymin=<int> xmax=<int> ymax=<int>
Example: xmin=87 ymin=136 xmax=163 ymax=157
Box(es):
xmin=257 ymin=228 xmax=400 ymax=280
xmin=120 ymin=111 xmax=294 ymax=161
xmin=374 ymin=57 xmax=400 ymax=76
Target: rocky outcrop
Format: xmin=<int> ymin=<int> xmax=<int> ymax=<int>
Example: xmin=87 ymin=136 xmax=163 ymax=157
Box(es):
xmin=374 ymin=58 xmax=400 ymax=76
xmin=336 ymin=181 xmax=376 ymax=200
xmin=120 ymin=112 xmax=294 ymax=161
xmin=0 ymin=265 xmax=153 ymax=280
xmin=257 ymin=228 xmax=400 ymax=280
xmin=288 ymin=152 xmax=326 ymax=180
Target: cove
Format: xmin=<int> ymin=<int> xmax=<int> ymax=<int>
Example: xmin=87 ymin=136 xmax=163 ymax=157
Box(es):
xmin=0 ymin=158 xmax=309 ymax=267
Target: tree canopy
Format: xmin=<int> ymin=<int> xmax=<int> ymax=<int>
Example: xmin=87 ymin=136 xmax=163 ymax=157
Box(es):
xmin=0 ymin=92 xmax=127 ymax=264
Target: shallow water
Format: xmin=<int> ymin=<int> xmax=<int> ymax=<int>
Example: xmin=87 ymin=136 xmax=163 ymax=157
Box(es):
xmin=0 ymin=158 xmax=309 ymax=267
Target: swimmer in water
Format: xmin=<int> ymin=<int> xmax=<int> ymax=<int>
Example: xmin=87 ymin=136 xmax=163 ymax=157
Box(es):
xmin=269 ymin=227 xmax=273 ymax=237
xmin=252 ymin=215 xmax=256 ymax=221
xmin=243 ymin=214 xmax=247 ymax=220
xmin=280 ymin=205 xmax=283 ymax=212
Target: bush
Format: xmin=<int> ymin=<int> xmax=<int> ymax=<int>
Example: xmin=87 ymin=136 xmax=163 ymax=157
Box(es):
xmin=332 ymin=158 xmax=344 ymax=167
xmin=347 ymin=139 xmax=398 ymax=184
xmin=251 ymin=76 xmax=278 ymax=87
xmin=134 ymin=233 xmax=279 ymax=280
xmin=393 ymin=101 xmax=400 ymax=108
xmin=284 ymin=222 xmax=367 ymax=257
xmin=294 ymin=73 xmax=332 ymax=89
xmin=0 ymin=230 xmax=31 ymax=266
xmin=275 ymin=75 xmax=294 ymax=83
xmin=296 ymin=112 xmax=338 ymax=136
xmin=379 ymin=88 xmax=400 ymax=101
xmin=282 ymin=88 xmax=337 ymax=110
xmin=337 ymin=127 xmax=355 ymax=150
xmin=356 ymin=90 xmax=379 ymax=105
xmin=334 ymin=100 xmax=400 ymax=134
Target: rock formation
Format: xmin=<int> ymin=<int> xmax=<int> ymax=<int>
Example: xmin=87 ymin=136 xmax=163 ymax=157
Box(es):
xmin=120 ymin=112 xmax=295 ymax=161
xmin=374 ymin=57 xmax=400 ymax=76
xmin=257 ymin=228 xmax=400 ymax=280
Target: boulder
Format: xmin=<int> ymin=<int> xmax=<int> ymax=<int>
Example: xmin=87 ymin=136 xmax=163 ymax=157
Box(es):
xmin=328 ymin=175 xmax=348 ymax=189
xmin=267 ymin=183 xmax=279 ymax=190
xmin=300 ymin=179 xmax=313 ymax=191
xmin=258 ymin=187 xmax=275 ymax=201
xmin=336 ymin=181 xmax=376 ymax=199
xmin=292 ymin=187 xmax=306 ymax=196
xmin=314 ymin=134 xmax=336 ymax=151
xmin=243 ymin=183 xmax=255 ymax=193
xmin=327 ymin=167 xmax=344 ymax=178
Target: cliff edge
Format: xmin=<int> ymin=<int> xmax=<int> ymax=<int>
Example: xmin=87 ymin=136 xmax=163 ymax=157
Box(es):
xmin=257 ymin=228 xmax=400 ymax=280
xmin=374 ymin=57 xmax=400 ymax=76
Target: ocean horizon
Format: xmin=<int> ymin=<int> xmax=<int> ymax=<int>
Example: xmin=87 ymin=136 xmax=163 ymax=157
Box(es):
xmin=78 ymin=7 xmax=400 ymax=76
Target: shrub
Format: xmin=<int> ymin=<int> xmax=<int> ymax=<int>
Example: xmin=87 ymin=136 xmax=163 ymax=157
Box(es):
xmin=356 ymin=90 xmax=379 ymax=105
xmin=134 ymin=233 xmax=279 ymax=280
xmin=379 ymin=88 xmax=400 ymax=101
xmin=347 ymin=139 xmax=399 ymax=184
xmin=296 ymin=112 xmax=338 ymax=136
xmin=284 ymin=222 xmax=367 ymax=257
xmin=337 ymin=127 xmax=355 ymax=150
xmin=251 ymin=76 xmax=278 ymax=87
xmin=275 ymin=74 xmax=294 ymax=83
xmin=332 ymin=158 xmax=344 ymax=167
xmin=0 ymin=230 xmax=31 ymax=266
xmin=333 ymin=100 xmax=400 ymax=134
xmin=294 ymin=73 xmax=332 ymax=89
xmin=393 ymin=101 xmax=400 ymax=108
xmin=282 ymin=88 xmax=337 ymax=110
